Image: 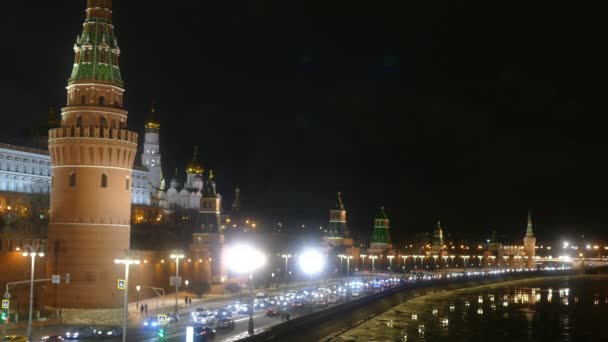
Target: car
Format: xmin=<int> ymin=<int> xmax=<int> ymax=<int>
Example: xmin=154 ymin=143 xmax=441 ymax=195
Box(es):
xmin=238 ymin=304 xmax=253 ymax=314
xmin=1 ymin=337 xmax=28 ymax=342
xmin=97 ymin=326 xmax=122 ymax=338
xmin=315 ymin=299 xmax=328 ymax=307
xmin=168 ymin=312 xmax=180 ymax=323
xmin=193 ymin=312 xmax=216 ymax=325
xmin=291 ymin=300 xmax=303 ymax=308
xmin=193 ymin=326 xmax=216 ymax=341
xmin=41 ymin=336 xmax=64 ymax=341
xmin=215 ymin=308 xmax=232 ymax=318
xmin=255 ymin=292 xmax=269 ymax=300
xmin=216 ymin=317 xmax=235 ymax=329
xmin=192 ymin=307 xmax=211 ymax=316
xmin=227 ymin=302 xmax=240 ymax=312
xmin=64 ymin=326 xmax=97 ymax=339
xmin=143 ymin=317 xmax=160 ymax=328
xmin=327 ymin=295 xmax=339 ymax=304
xmin=253 ymin=299 xmax=268 ymax=310
xmin=266 ymin=306 xmax=281 ymax=316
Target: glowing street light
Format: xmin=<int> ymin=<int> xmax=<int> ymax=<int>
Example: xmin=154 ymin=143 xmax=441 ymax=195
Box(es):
xmin=21 ymin=244 xmax=44 ymax=342
xmin=114 ymin=250 xmax=140 ymax=342
xmin=226 ymin=245 xmax=266 ymax=335
xmin=281 ymin=254 xmax=292 ymax=288
xmin=169 ymin=251 xmax=185 ymax=313
xmin=387 ymin=255 xmax=395 ymax=273
xmin=299 ymin=249 xmax=325 ymax=310
xmin=369 ymin=255 xmax=378 ymax=271
xmin=360 ymin=254 xmax=367 ymax=270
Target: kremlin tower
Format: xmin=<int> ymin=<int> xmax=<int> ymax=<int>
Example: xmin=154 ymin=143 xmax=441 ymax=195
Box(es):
xmin=47 ymin=0 xmax=138 ymax=318
xmin=368 ymin=206 xmax=393 ymax=254
xmin=523 ymin=211 xmax=536 ymax=268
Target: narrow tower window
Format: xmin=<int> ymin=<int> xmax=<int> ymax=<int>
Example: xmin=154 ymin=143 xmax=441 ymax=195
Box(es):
xmin=101 ymin=173 xmax=108 ymax=188
xmin=100 ymin=116 xmax=107 ymax=128
xmin=69 ymin=172 xmax=76 ymax=187
xmin=99 ymin=96 xmax=105 ymax=106
xmin=81 ymin=95 xmax=86 ymax=105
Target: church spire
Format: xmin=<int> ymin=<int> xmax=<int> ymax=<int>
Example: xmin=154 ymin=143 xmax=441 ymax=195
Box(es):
xmin=145 ymin=102 xmax=160 ymax=129
xmin=526 ymin=211 xmax=534 ymax=237
xmin=187 ymin=146 xmax=203 ymax=174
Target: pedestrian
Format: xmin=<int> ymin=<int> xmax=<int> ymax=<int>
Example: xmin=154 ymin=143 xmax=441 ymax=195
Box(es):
xmin=144 ymin=303 xmax=148 ymax=315
xmin=185 ymin=296 xmax=188 ymax=306
xmin=140 ymin=304 xmax=144 ymax=316
xmin=189 ymin=297 xmax=192 ymax=306
xmin=286 ymin=312 xmax=290 ymax=321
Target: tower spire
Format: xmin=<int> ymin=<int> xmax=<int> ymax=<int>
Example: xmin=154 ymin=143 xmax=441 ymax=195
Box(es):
xmin=232 ymin=186 xmax=241 ymax=213
xmin=336 ymin=192 xmax=345 ymax=210
xmin=526 ymin=211 xmax=534 ymax=236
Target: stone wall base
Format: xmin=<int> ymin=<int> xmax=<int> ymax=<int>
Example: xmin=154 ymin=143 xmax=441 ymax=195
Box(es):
xmin=51 ymin=308 xmax=123 ymax=325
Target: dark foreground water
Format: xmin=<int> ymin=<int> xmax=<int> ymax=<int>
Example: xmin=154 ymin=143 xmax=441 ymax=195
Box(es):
xmin=334 ymin=275 xmax=608 ymax=342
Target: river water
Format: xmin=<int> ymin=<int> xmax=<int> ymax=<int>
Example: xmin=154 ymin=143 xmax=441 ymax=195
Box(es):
xmin=334 ymin=275 xmax=608 ymax=342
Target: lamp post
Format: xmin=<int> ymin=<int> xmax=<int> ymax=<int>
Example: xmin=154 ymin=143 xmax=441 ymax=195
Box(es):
xmin=387 ymin=255 xmax=394 ymax=274
xmin=21 ymin=244 xmax=44 ymax=342
xmin=136 ymin=285 xmax=141 ymax=311
xmin=401 ymin=255 xmax=407 ymax=273
xmin=298 ymin=249 xmax=324 ymax=313
xmin=281 ymin=254 xmax=292 ymax=288
xmin=114 ymin=250 xmax=140 ymax=342
xmin=170 ymin=252 xmax=185 ymax=313
xmin=345 ymin=255 xmax=353 ymax=278
xmin=360 ymin=254 xmax=367 ymax=272
xmin=369 ymin=255 xmax=378 ymax=273
xmin=221 ymin=277 xmax=226 ymax=296
xmin=227 ymin=245 xmax=266 ymax=335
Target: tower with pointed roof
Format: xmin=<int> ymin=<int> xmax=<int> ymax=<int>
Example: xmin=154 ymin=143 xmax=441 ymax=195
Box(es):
xmin=523 ymin=211 xmax=536 ymax=268
xmin=141 ymin=103 xmax=162 ymax=192
xmin=326 ymin=192 xmax=349 ymax=237
xmin=47 ymin=0 xmax=138 ymax=315
xmin=232 ymin=186 xmax=241 ymax=214
xmin=368 ymin=206 xmax=393 ymax=253
xmin=431 ymin=221 xmax=444 ymax=251
xmin=191 ymin=170 xmax=227 ymax=285
xmin=185 ymin=146 xmax=204 ymax=190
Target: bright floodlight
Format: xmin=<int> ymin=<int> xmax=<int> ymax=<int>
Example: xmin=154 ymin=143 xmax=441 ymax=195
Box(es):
xmin=226 ymin=245 xmax=266 ymax=274
xmin=299 ymin=249 xmax=324 ymax=275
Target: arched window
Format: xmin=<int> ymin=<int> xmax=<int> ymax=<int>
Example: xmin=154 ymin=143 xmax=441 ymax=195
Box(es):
xmin=99 ymin=96 xmax=105 ymax=106
xmin=76 ymin=116 xmax=82 ymax=127
xmin=101 ymin=174 xmax=108 ymax=188
xmin=100 ymin=116 xmax=107 ymax=128
xmin=69 ymin=172 xmax=76 ymax=187
xmin=81 ymin=95 xmax=86 ymax=105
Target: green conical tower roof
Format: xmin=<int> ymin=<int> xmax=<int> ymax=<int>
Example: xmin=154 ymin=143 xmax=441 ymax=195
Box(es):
xmin=526 ymin=211 xmax=534 ymax=237
xmin=68 ymin=0 xmax=123 ymax=86
xmin=370 ymin=206 xmax=392 ymax=245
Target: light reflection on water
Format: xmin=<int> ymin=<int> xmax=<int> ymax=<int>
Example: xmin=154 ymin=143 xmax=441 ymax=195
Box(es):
xmin=333 ymin=275 xmax=608 ymax=342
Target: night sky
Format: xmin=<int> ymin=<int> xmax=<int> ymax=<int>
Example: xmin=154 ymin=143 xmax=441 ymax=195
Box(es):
xmin=0 ymin=1 xmax=604 ymax=244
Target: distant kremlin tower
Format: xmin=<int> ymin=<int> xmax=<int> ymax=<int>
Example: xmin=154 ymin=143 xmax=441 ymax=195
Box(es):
xmin=47 ymin=0 xmax=137 ymax=314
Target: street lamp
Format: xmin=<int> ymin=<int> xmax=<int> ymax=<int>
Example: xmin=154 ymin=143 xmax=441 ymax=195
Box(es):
xmin=114 ymin=250 xmax=140 ymax=342
xmin=344 ymin=255 xmax=353 ymax=278
xmin=298 ymin=249 xmax=325 ymax=312
xmin=281 ymin=254 xmax=292 ymax=288
xmin=360 ymin=254 xmax=367 ymax=271
xmin=369 ymin=255 xmax=378 ymax=272
xmin=21 ymin=244 xmax=44 ymax=342
xmin=221 ymin=277 xmax=226 ymax=295
xmin=387 ymin=255 xmax=395 ymax=274
xmin=401 ymin=255 xmax=407 ymax=273
xmin=226 ymin=245 xmax=266 ymax=335
xmin=170 ymin=252 xmax=185 ymax=313
xmin=136 ymin=285 xmax=141 ymax=311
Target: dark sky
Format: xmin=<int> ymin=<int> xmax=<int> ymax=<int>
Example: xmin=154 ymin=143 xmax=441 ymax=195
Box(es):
xmin=0 ymin=1 xmax=605 ymax=245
